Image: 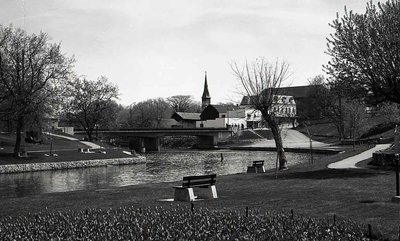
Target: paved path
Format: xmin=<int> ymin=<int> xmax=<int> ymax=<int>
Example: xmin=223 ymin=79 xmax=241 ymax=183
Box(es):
xmin=44 ymin=132 xmax=102 ymax=149
xmin=80 ymin=141 xmax=101 ymax=149
xmin=43 ymin=132 xmax=78 ymax=141
xmin=327 ymin=144 xmax=391 ymax=169
xmin=245 ymin=129 xmax=335 ymax=148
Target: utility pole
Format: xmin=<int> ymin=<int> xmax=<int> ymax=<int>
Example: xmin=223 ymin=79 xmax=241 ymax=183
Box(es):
xmin=304 ymin=121 xmax=314 ymax=165
xmin=392 ymin=126 xmax=400 ymax=203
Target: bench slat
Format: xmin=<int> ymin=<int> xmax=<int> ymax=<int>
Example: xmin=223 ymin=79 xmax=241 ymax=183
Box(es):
xmin=182 ymin=180 xmax=216 ymax=187
xmin=253 ymin=160 xmax=264 ymax=166
xmin=183 ymin=174 xmax=216 ymax=181
xmin=181 ymin=174 xmax=216 ymax=188
xmin=253 ymin=160 xmax=264 ymax=164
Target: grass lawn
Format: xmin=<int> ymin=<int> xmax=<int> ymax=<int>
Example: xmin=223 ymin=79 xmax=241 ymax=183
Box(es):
xmin=0 ymin=133 xmax=399 ymax=239
xmin=0 ymin=133 xmax=132 ymax=165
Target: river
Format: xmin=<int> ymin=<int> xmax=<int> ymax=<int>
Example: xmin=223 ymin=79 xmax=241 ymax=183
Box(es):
xmin=0 ymin=150 xmax=324 ymax=198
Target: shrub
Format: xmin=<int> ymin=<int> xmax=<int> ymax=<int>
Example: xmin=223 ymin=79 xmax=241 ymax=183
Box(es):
xmin=0 ymin=206 xmax=376 ymax=240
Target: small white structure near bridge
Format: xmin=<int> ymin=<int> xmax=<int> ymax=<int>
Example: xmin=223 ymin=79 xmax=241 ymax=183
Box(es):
xmin=194 ymin=94 xmax=296 ymax=129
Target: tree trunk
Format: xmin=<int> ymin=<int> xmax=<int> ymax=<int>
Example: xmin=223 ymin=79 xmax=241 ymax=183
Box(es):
xmin=338 ymin=96 xmax=344 ymax=141
xmin=13 ymin=115 xmax=24 ymax=157
xmin=267 ymin=117 xmax=288 ymax=170
xmin=85 ymin=129 xmax=93 ymax=142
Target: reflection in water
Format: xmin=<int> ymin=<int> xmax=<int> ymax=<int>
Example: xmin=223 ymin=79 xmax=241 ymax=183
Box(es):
xmin=0 ymin=150 xmax=324 ymax=198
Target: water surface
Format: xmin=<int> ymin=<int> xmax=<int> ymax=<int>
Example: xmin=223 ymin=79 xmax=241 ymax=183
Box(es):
xmin=0 ymin=150 xmax=323 ymax=198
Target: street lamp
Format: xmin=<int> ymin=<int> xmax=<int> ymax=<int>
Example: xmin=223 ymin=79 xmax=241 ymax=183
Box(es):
xmin=49 ymin=126 xmax=54 ymax=156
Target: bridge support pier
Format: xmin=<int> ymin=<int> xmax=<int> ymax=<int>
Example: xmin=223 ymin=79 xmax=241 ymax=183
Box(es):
xmin=138 ymin=139 xmax=146 ymax=153
xmin=144 ymin=137 xmax=161 ymax=152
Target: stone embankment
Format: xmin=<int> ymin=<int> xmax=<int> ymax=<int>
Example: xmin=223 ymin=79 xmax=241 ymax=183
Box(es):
xmin=0 ymin=156 xmax=146 ymax=174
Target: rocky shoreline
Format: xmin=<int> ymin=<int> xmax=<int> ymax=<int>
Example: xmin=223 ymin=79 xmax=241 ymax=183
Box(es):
xmin=0 ymin=156 xmax=146 ymax=174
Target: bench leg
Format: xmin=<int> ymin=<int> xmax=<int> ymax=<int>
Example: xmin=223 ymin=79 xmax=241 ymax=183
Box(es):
xmin=196 ymin=185 xmax=218 ymax=200
xmin=174 ymin=187 xmax=195 ymax=202
xmin=256 ymin=166 xmax=265 ymax=173
xmin=247 ymin=166 xmax=256 ymax=173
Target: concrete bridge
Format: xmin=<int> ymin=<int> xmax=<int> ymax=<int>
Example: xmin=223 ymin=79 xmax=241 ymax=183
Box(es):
xmin=76 ymin=128 xmax=232 ymax=152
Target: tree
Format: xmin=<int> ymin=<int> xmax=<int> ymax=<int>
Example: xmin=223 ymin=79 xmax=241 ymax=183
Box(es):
xmin=343 ymin=99 xmax=368 ymax=149
xmin=232 ymin=58 xmax=291 ymax=170
xmin=63 ymin=76 xmax=119 ymax=141
xmin=325 ymin=0 xmax=400 ymax=104
xmin=128 ymin=98 xmax=171 ymax=128
xmin=167 ymin=95 xmax=201 ymax=113
xmin=376 ymin=102 xmax=400 ymax=125
xmin=0 ymin=25 xmax=74 ymax=156
xmin=309 ymin=75 xmax=345 ymax=140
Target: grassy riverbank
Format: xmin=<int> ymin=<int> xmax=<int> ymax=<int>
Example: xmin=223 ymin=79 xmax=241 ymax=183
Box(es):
xmin=0 ymin=133 xmax=135 ymax=165
xmin=0 ymin=146 xmax=398 ymax=240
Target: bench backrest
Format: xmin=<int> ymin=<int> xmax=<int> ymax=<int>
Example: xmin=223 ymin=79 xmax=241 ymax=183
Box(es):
xmin=253 ymin=160 xmax=264 ymax=166
xmin=182 ymin=174 xmax=216 ymax=187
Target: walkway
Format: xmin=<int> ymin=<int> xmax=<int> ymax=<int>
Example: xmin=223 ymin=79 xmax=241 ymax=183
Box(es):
xmin=327 ymin=144 xmax=391 ymax=169
xmin=43 ymin=132 xmax=78 ymax=141
xmin=44 ymin=132 xmax=102 ymax=149
xmin=245 ymin=129 xmax=337 ymax=149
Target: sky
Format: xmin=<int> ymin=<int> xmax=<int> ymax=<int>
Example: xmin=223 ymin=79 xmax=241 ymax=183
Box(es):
xmin=0 ymin=0 xmax=371 ymax=106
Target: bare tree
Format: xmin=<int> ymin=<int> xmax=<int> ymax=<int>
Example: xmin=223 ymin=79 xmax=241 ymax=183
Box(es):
xmin=63 ymin=76 xmax=119 ymax=141
xmin=309 ymin=75 xmax=345 ymax=140
xmin=167 ymin=95 xmax=200 ymax=113
xmin=232 ymin=58 xmax=291 ymax=170
xmin=343 ymin=99 xmax=368 ymax=149
xmin=0 ymin=25 xmax=74 ymax=156
xmin=376 ymin=102 xmax=400 ymax=125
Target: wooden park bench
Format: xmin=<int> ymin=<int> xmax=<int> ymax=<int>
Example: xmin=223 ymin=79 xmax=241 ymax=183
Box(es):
xmin=78 ymin=148 xmax=93 ymax=153
xmin=25 ymin=136 xmax=43 ymax=144
xmin=173 ymin=174 xmax=218 ymax=202
xmin=247 ymin=160 xmax=265 ymax=173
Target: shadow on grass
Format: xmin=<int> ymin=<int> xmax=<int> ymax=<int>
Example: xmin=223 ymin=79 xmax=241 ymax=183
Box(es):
xmin=0 ymin=152 xmax=14 ymax=157
xmin=273 ymin=168 xmax=388 ymax=179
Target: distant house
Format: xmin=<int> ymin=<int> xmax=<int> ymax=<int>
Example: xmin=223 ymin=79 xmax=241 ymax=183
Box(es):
xmin=171 ymin=112 xmax=201 ymax=128
xmin=240 ymin=85 xmax=319 ymax=120
xmin=240 ymin=94 xmax=296 ymax=127
xmin=270 ymin=86 xmax=319 ymax=120
xmin=196 ymin=105 xmax=246 ymax=129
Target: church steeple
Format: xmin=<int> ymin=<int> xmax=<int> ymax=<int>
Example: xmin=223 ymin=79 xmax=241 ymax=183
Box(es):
xmin=202 ymin=71 xmax=211 ymax=109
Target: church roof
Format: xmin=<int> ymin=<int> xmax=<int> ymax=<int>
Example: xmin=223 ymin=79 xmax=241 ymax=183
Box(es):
xmin=202 ymin=72 xmax=210 ymax=99
xmin=211 ymin=105 xmax=228 ymax=113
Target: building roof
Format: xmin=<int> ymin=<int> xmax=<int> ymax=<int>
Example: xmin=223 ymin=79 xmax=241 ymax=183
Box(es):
xmin=240 ymin=95 xmax=294 ymax=105
xmin=200 ymin=104 xmax=229 ymax=120
xmin=202 ymin=72 xmax=210 ymax=99
xmin=240 ymin=96 xmax=257 ymax=106
xmin=211 ymin=105 xmax=228 ymax=113
xmin=271 ymin=85 xmax=315 ymax=99
xmin=240 ymin=85 xmax=316 ymax=106
xmin=171 ymin=112 xmax=201 ymax=121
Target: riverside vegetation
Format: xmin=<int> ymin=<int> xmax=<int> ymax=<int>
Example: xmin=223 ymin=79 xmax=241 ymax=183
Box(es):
xmin=0 ymin=206 xmax=376 ymax=241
